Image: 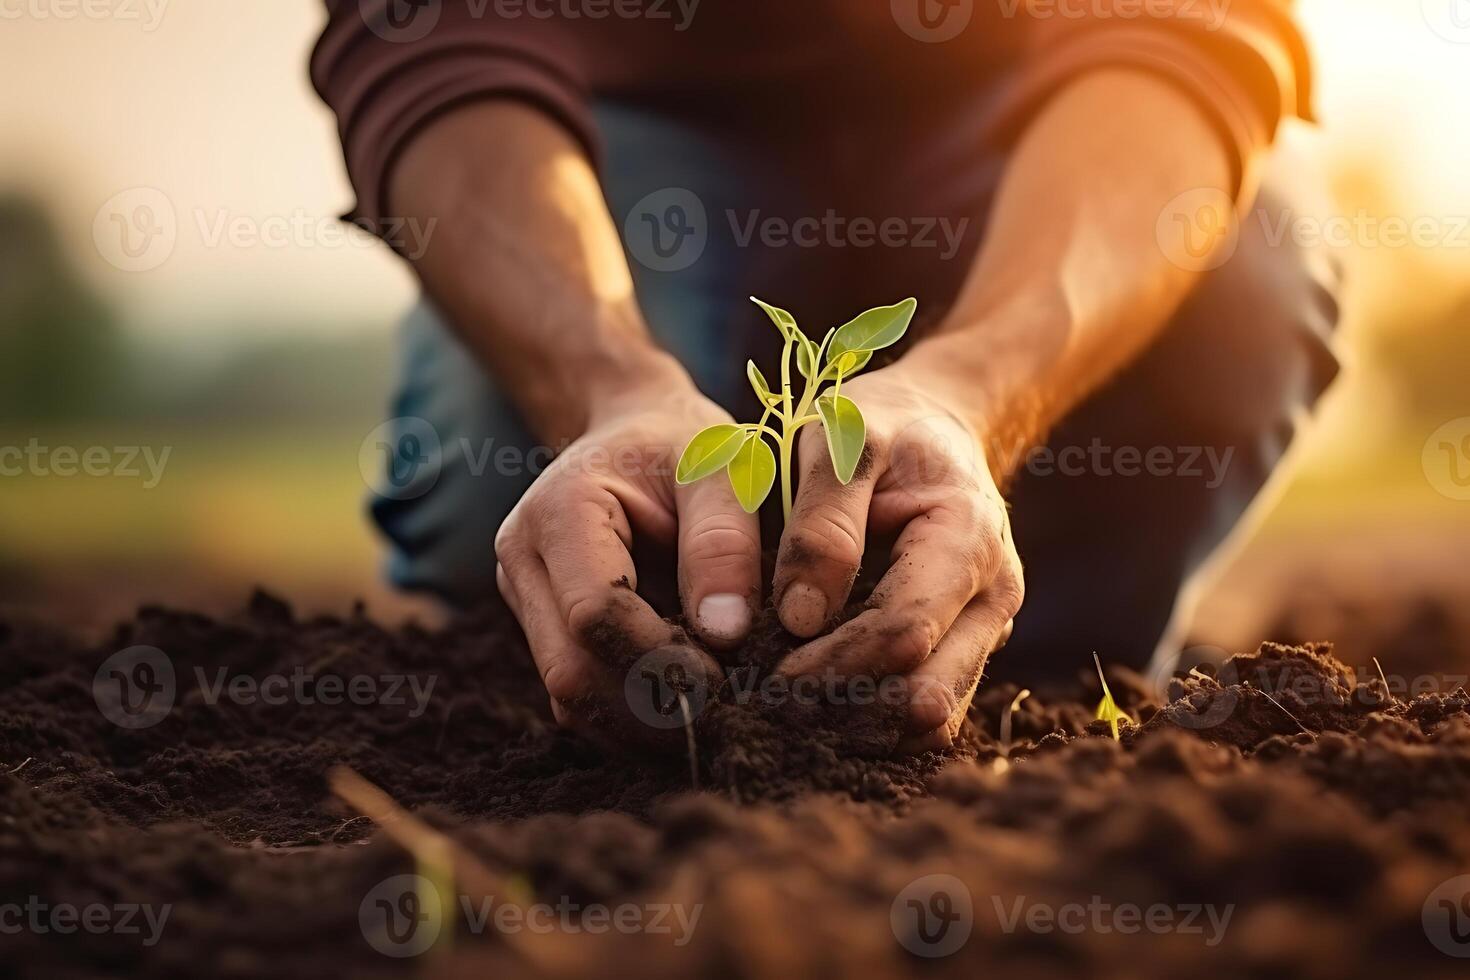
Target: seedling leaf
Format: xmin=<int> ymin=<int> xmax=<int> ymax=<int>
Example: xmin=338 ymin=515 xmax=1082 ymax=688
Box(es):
xmin=727 ymin=434 xmax=776 ymax=513
xmin=816 ymin=394 xmax=866 ymax=484
xmin=676 ymin=424 xmax=746 ymax=484
xmin=747 ymin=360 xmax=779 ymax=407
xmin=795 ymin=332 xmax=819 ymax=380
xmin=842 ymin=348 xmax=870 ymax=374
xmin=680 ymin=296 xmax=917 ymax=522
xmin=829 ymin=297 xmax=916 ymax=361
xmin=750 ymin=296 xmax=797 ymax=341
xmin=1093 ymin=653 xmax=1133 ymax=740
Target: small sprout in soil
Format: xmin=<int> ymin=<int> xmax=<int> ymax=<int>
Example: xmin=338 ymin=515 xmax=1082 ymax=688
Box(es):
xmin=1251 ymin=685 xmax=1310 ymax=734
xmin=676 ymin=296 xmax=917 ymax=520
xmin=329 ymin=767 xmax=557 ymax=970
xmin=678 ymin=691 xmax=699 ymax=791
xmin=1372 ymin=656 xmax=1396 ymax=703
xmin=999 ymin=689 xmax=1031 ymax=756
xmin=331 ymin=768 xmax=459 ymax=954
xmin=1093 ymin=653 xmax=1133 ymax=740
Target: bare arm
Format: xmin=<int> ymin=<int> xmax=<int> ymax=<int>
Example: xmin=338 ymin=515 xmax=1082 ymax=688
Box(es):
xmin=390 ymin=103 xmax=763 ymax=730
xmin=902 ymin=68 xmax=1235 ymax=475
xmin=773 ymin=69 xmax=1237 ymax=750
xmin=389 ymin=102 xmax=687 ymax=446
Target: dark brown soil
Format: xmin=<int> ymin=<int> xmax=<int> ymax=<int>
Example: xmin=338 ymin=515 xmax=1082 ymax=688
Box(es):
xmin=3 ymin=591 xmax=1469 ymax=979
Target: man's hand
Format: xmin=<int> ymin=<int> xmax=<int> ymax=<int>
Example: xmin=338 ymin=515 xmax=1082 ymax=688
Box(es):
xmin=771 ymin=363 xmax=1024 ymax=751
xmin=494 ymin=381 xmax=763 ymax=728
xmin=763 ymin=68 xmax=1235 ymax=751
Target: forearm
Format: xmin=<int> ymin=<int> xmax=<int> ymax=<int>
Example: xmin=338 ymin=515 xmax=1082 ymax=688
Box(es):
xmin=903 ymin=69 xmax=1235 ymax=475
xmin=389 ymin=101 xmax=688 ymax=446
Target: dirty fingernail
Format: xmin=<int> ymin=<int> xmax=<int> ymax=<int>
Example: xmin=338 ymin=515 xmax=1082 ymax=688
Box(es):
xmin=697 ymin=593 xmax=750 ymax=644
xmin=779 ymin=582 xmax=827 ymax=637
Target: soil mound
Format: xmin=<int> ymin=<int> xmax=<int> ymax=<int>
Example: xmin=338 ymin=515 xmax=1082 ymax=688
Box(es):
xmin=2 ymin=593 xmax=1468 ymax=978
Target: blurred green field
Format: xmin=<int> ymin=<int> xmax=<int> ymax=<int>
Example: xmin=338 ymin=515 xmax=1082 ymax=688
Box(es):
xmin=0 ymin=424 xmax=375 ymax=574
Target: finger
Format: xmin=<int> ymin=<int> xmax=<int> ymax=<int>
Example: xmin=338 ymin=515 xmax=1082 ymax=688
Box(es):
xmin=502 ymin=543 xmax=713 ymax=747
xmin=531 ymin=485 xmax=685 ymax=666
xmin=675 ymin=474 xmax=762 ymax=649
xmin=902 ymin=591 xmax=1020 ymax=746
xmin=887 ymin=614 xmax=1017 ymax=758
xmin=772 ymin=425 xmax=879 ymax=638
xmin=496 ymin=548 xmax=599 ymax=706
xmin=496 ymin=562 xmax=522 ymax=618
xmin=777 ymin=488 xmax=1012 ymax=681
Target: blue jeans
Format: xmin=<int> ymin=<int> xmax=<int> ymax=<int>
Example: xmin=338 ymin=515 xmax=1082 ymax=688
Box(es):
xmin=370 ymin=104 xmax=1341 ymax=685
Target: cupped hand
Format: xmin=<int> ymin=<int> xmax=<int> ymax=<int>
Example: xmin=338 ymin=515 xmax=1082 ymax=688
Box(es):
xmin=494 ymin=381 xmax=763 ymax=732
xmin=770 ymin=363 xmax=1025 ymax=752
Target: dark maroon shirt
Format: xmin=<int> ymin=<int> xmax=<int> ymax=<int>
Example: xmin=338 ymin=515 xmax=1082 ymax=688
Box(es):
xmin=312 ymin=1 xmax=1311 ymax=235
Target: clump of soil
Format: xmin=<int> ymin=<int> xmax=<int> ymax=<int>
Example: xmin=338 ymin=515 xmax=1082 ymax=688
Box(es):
xmin=2 ymin=593 xmax=1469 ymax=979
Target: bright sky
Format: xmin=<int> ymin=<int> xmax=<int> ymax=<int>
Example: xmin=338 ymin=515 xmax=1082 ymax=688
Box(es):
xmin=0 ymin=0 xmax=1466 ymax=339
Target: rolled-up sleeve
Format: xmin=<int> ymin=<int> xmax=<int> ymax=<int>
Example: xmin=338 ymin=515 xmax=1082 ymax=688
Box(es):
xmin=310 ymin=0 xmax=600 ymax=236
xmin=997 ymin=0 xmax=1312 ymax=196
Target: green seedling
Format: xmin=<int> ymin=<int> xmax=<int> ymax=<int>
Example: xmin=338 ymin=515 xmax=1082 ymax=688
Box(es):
xmin=1093 ymin=653 xmax=1133 ymax=741
xmin=676 ymin=296 xmax=917 ymax=519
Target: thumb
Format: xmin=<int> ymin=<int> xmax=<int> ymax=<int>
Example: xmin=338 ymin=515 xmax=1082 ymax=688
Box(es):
xmin=772 ymin=424 xmax=878 ymax=638
xmin=675 ymin=473 xmax=762 ymax=649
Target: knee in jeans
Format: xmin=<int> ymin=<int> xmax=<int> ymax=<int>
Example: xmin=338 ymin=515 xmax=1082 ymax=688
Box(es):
xmin=1149 ymin=186 xmax=1344 ymax=444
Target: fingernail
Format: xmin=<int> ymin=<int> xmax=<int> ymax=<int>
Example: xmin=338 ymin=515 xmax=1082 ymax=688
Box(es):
xmin=779 ymin=582 xmax=828 ymax=637
xmin=696 ymin=593 xmax=751 ymax=644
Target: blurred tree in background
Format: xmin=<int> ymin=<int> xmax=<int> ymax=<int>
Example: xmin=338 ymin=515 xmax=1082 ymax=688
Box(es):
xmin=0 ymin=194 xmax=126 ymax=420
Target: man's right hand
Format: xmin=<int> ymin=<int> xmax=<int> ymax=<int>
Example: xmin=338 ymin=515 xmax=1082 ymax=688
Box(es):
xmin=494 ymin=380 xmax=763 ymax=730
